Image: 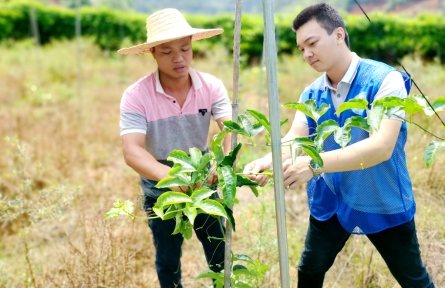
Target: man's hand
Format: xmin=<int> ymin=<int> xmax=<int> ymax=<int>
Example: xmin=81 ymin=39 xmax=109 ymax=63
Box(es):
xmin=207 ymin=165 xmax=219 ymax=186
xmin=242 ymin=158 xmax=271 ymax=187
xmin=282 ymin=156 xmax=313 ymax=189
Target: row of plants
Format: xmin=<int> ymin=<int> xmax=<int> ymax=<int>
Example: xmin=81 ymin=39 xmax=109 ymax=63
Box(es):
xmin=2 ymin=0 xmax=445 ymax=64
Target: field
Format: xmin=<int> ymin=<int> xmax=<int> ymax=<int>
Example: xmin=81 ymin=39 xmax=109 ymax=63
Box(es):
xmin=0 ymin=38 xmax=444 ymax=287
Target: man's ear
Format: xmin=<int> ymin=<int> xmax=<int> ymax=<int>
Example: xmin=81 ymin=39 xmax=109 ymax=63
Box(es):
xmin=336 ymin=27 xmax=345 ymax=44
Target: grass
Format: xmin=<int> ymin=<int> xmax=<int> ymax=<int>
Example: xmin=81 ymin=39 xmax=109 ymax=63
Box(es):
xmin=0 ymin=38 xmax=444 ymax=287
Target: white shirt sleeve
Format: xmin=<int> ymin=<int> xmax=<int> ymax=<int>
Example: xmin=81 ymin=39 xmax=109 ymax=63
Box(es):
xmin=291 ymin=94 xmax=309 ymax=127
xmin=372 ymin=70 xmax=407 ymax=120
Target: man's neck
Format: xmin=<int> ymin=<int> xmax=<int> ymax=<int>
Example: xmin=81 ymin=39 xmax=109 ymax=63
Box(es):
xmin=159 ymin=71 xmax=192 ymax=107
xmin=326 ymin=51 xmax=354 ymax=89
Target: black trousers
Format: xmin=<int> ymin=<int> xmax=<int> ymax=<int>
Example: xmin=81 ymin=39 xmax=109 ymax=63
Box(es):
xmin=298 ymin=214 xmax=434 ymax=288
xmin=145 ymin=195 xmax=225 ymax=288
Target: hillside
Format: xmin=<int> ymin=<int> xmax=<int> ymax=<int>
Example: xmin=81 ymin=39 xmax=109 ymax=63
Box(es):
xmin=349 ymin=0 xmax=445 ymax=15
xmin=45 ymin=0 xmax=445 ymax=15
xmin=131 ymin=0 xmax=445 ymax=15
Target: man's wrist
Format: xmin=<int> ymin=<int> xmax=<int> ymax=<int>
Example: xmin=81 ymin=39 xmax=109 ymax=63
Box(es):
xmin=309 ymin=159 xmax=321 ymax=177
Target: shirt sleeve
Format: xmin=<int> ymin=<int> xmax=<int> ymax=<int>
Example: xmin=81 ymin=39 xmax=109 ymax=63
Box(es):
xmin=292 ymin=93 xmax=309 ymax=127
xmin=373 ymin=70 xmax=407 ymax=120
xmin=211 ymin=78 xmax=232 ymax=120
xmin=120 ymin=89 xmax=148 ymax=136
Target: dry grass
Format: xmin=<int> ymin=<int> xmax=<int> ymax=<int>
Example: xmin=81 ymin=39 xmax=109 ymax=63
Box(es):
xmin=0 ymin=39 xmax=444 ymax=288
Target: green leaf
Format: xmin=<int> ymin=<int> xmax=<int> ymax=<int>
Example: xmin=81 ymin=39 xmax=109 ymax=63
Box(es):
xmin=155 ymin=175 xmax=190 ymax=188
xmin=336 ymin=98 xmax=369 ymax=115
xmin=284 ymin=99 xmax=330 ymax=122
xmin=162 ymin=204 xmax=180 ymax=220
xmin=172 ymin=213 xmax=183 ymax=235
xmin=280 ymin=118 xmax=289 ymax=127
xmin=193 ymin=199 xmax=228 ymax=219
xmin=156 ymin=192 xmax=192 ymax=209
xmin=224 ymin=205 xmax=236 ymax=231
xmin=211 ymin=130 xmax=229 ymax=164
xmin=236 ymin=175 xmax=259 ymax=187
xmin=247 ymin=109 xmax=270 ymax=133
xmin=183 ymin=222 xmax=193 ymax=240
xmin=315 ymin=120 xmax=339 ymax=151
xmin=198 ymin=153 xmax=212 ymax=171
xmin=423 ymin=140 xmax=445 ymax=168
xmin=196 ymin=270 xmax=224 ymax=281
xmin=223 ymin=120 xmax=249 ymax=137
xmin=168 ymin=164 xmax=184 ymax=176
xmin=374 ymin=96 xmax=404 ymax=108
xmin=191 ymin=187 xmax=215 ymax=202
xmin=432 ymin=97 xmax=445 ymax=112
xmin=233 ymin=265 xmax=253 ymax=276
xmin=232 ymin=254 xmax=254 ymax=263
xmin=291 ymin=137 xmax=316 ymax=147
xmin=105 ymin=208 xmax=121 ymax=219
xmin=400 ymin=96 xmax=431 ymax=117
xmin=152 ymin=207 xmax=164 ymax=219
xmin=376 ymin=96 xmax=405 ymax=119
xmin=167 ymin=150 xmax=197 ymax=172
xmin=408 ymin=94 xmax=434 ymax=117
xmin=183 ymin=205 xmax=198 ymax=225
xmin=232 ymin=281 xmax=253 ymax=288
xmin=333 ymin=126 xmax=352 ymax=148
xmin=300 ymin=145 xmax=324 ymax=167
xmin=217 ymin=166 xmax=237 ymax=207
xmin=249 ymin=186 xmax=259 ymax=197
xmin=238 ymin=114 xmax=264 ymax=137
xmin=189 ymin=147 xmax=202 ymax=168
xmin=220 ymin=143 xmax=242 ymax=167
xmin=190 ymin=171 xmax=201 ymax=185
xmin=290 ymin=137 xmax=317 ymax=163
xmin=367 ymin=103 xmax=385 ymax=131
xmin=105 ymin=199 xmax=135 ymax=219
xmin=344 ymin=116 xmax=371 ymax=132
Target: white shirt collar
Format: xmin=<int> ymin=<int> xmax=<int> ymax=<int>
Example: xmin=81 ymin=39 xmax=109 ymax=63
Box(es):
xmin=323 ymin=52 xmax=361 ymax=90
xmin=155 ymin=68 xmax=203 ymax=94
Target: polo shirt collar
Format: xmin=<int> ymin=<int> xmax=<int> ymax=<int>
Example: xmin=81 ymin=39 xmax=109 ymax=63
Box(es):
xmin=155 ymin=68 xmax=203 ymax=94
xmin=323 ymin=52 xmax=361 ymax=90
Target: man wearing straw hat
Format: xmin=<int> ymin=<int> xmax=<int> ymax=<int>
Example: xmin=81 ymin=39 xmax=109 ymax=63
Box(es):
xmin=244 ymin=3 xmax=434 ymax=288
xmin=117 ymin=8 xmax=232 ymax=288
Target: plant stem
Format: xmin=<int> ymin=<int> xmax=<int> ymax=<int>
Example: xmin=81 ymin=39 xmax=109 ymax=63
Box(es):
xmin=397 ymin=115 xmax=445 ymax=140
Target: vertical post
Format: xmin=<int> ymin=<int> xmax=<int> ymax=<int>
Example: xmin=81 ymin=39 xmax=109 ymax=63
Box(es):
xmin=224 ymin=0 xmax=242 ymax=287
xmin=29 ymin=7 xmax=40 ymax=46
xmin=75 ymin=0 xmax=82 ymax=108
xmin=261 ymin=0 xmax=290 ymax=287
xmin=29 ymin=7 xmax=41 ymax=84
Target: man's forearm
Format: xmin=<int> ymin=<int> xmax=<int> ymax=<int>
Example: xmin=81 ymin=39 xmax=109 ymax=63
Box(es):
xmin=123 ymin=146 xmax=170 ymax=181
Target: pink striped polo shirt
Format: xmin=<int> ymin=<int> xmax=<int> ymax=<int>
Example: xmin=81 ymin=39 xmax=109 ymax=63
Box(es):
xmin=120 ymin=68 xmax=232 ymax=161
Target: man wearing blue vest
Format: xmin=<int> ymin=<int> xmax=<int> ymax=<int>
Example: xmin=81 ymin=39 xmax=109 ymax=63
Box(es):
xmin=243 ymin=3 xmax=434 ymax=288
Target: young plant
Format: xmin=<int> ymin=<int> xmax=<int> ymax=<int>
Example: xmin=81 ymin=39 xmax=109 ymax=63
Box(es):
xmin=106 ymin=94 xmax=445 ymax=286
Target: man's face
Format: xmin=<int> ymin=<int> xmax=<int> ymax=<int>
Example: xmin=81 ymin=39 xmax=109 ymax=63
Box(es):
xmin=152 ymin=36 xmax=193 ymax=80
xmin=296 ymin=19 xmax=338 ymax=73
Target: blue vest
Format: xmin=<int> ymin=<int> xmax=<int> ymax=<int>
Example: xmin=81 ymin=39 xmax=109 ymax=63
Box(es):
xmin=301 ymin=59 xmax=415 ymax=234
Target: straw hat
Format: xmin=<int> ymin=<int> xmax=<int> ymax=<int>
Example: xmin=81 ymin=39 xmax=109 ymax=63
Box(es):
xmin=117 ymin=8 xmax=223 ymax=55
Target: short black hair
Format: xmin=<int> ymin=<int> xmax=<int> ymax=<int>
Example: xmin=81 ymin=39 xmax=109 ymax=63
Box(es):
xmin=292 ymin=3 xmax=350 ymax=49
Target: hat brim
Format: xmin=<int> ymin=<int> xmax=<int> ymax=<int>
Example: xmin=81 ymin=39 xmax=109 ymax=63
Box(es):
xmin=117 ymin=28 xmax=223 ymax=55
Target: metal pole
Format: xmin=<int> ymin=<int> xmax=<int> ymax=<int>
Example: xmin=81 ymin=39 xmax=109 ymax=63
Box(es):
xmin=261 ymin=0 xmax=290 ymax=287
xmin=29 ymin=7 xmax=41 ymax=85
xmin=75 ymin=0 xmax=82 ymax=108
xmin=224 ymin=0 xmax=242 ymax=286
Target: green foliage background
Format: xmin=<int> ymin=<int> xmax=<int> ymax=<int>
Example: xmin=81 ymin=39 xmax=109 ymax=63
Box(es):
xmin=1 ymin=0 xmax=445 ymax=64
